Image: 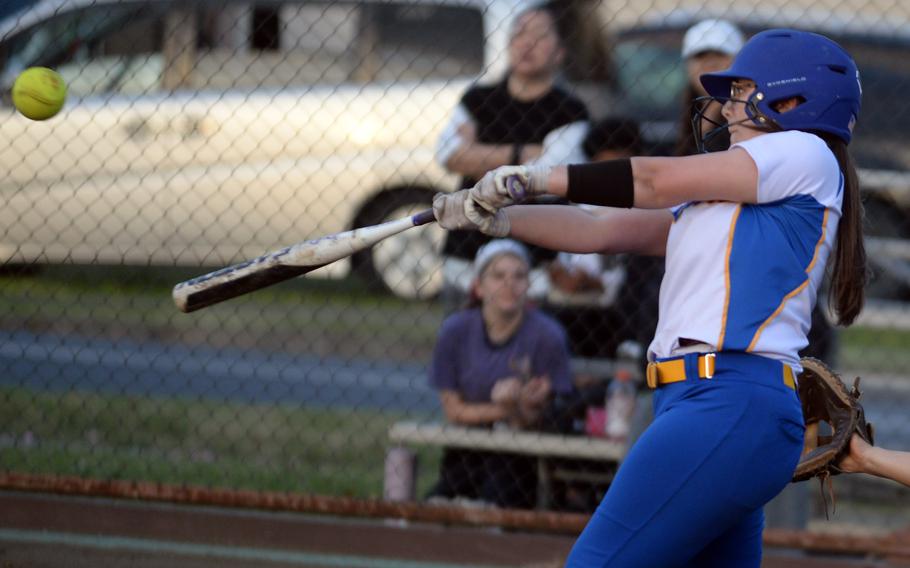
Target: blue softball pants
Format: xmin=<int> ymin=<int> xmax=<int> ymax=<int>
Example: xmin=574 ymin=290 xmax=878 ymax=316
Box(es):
xmin=566 ymin=352 xmax=805 ymax=568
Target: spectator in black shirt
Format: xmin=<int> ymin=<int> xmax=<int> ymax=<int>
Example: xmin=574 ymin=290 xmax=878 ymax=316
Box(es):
xmin=435 ymin=4 xmax=589 ymax=307
xmin=547 ymin=118 xmax=647 ymax=362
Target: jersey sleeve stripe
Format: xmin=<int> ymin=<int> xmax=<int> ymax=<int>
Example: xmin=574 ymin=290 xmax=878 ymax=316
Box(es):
xmin=717 ymin=204 xmax=743 ymax=350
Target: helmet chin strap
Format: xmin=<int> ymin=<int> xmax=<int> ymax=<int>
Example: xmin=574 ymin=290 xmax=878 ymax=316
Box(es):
xmin=731 ymin=116 xmax=776 ymax=133
xmin=693 ymin=96 xmax=779 ymax=153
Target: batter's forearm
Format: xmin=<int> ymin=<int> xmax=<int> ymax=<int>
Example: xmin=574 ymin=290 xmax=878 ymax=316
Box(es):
xmin=506 ymin=204 xmax=671 ymax=256
xmin=506 ymin=204 xmax=605 ymax=253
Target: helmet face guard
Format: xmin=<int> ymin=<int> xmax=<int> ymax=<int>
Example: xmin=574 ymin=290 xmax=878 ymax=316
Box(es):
xmin=697 ymin=29 xmax=862 ymax=147
xmin=691 ymin=93 xmax=778 ymax=153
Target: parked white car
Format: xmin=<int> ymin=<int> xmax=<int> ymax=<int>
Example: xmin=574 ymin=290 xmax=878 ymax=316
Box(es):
xmin=0 ymin=0 xmax=540 ymax=299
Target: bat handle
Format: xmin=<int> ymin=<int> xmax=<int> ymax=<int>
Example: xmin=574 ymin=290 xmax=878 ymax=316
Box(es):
xmin=505 ymin=175 xmax=528 ymax=201
xmin=398 ymin=182 xmax=529 ymax=226
xmin=412 ymin=208 xmax=436 ymax=226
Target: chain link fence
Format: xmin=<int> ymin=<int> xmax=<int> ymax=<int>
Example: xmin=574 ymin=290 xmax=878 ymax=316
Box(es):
xmin=1 ymin=0 xmax=909 ymax=551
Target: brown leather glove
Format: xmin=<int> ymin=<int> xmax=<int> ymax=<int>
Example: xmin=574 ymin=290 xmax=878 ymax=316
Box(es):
xmin=792 ymin=357 xmax=875 ymax=516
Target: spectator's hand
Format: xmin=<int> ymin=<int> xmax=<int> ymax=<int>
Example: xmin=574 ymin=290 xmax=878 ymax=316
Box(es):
xmin=510 ymin=377 xmax=552 ymax=429
xmin=469 ymin=164 xmax=551 ymax=211
xmin=548 ymin=262 xmax=604 ymax=294
xmin=838 ymin=432 xmax=873 ymax=474
xmin=520 ymin=376 xmax=552 ymax=408
xmin=491 ymin=377 xmax=522 ymax=406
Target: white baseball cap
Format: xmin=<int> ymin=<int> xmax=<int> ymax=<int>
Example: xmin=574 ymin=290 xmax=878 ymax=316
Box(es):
xmin=682 ymin=19 xmax=745 ymax=58
xmin=473 ymin=239 xmax=530 ymax=279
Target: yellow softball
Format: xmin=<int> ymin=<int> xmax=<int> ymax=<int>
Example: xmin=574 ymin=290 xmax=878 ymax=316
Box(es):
xmin=12 ymin=67 xmax=67 ymax=121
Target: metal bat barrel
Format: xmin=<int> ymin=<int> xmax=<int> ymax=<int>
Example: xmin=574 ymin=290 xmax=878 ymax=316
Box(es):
xmin=173 ymin=259 xmax=327 ymax=313
xmin=173 ymin=208 xmax=436 ymax=313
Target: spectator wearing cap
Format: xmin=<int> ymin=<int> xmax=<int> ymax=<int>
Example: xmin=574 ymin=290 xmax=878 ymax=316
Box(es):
xmin=675 ymin=19 xmax=745 ymax=155
xmin=426 ymin=239 xmax=575 ymax=509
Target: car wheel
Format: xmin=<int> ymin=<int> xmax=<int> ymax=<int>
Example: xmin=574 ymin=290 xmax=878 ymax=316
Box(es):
xmin=351 ymin=188 xmax=445 ymax=300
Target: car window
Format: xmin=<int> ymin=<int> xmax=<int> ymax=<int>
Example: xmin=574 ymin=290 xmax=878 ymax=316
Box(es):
xmin=612 ymin=26 xmax=910 ymax=170
xmin=0 ymin=1 xmax=485 ymax=99
xmin=368 ymin=4 xmax=484 ymax=81
xmin=192 ymin=1 xmax=484 ymax=90
xmin=0 ymin=5 xmax=168 ymax=98
xmin=192 ymin=3 xmax=361 ymax=90
xmin=613 ymin=36 xmax=685 ymax=122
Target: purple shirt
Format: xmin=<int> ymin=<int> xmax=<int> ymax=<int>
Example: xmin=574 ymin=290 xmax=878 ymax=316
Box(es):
xmin=430 ymin=307 xmax=574 ymax=403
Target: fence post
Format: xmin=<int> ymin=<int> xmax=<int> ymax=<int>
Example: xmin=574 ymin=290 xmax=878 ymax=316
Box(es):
xmin=384 ymin=446 xmax=417 ymax=502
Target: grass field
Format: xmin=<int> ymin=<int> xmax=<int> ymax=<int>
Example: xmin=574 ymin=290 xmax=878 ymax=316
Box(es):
xmin=0 ymin=268 xmax=445 ymax=499
xmin=0 ymin=385 xmax=442 ymax=498
xmin=1 ymin=266 xmax=908 ymax=509
xmin=1 ymin=266 xmax=906 ymax=373
xmin=0 ymin=267 xmax=445 ymax=362
xmin=840 ymin=325 xmax=910 ymax=374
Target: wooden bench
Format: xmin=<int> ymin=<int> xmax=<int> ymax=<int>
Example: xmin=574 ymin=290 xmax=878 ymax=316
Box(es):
xmin=386 ymin=420 xmax=626 ymax=511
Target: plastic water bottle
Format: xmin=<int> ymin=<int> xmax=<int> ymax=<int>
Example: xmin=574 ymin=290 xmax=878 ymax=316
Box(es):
xmin=605 ymin=369 xmax=636 ymax=442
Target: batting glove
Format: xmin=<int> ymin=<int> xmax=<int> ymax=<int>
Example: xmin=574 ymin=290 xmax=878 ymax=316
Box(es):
xmin=469 ymin=164 xmax=551 ymax=212
xmin=433 ymin=190 xmax=511 ymax=237
xmin=432 ymin=190 xmax=476 ymax=230
xmin=464 ymin=195 xmax=510 ymax=237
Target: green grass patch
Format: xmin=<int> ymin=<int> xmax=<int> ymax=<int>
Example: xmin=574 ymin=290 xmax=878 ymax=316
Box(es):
xmin=0 ymin=269 xmax=444 ymax=362
xmin=839 ymin=326 xmax=910 ymax=374
xmin=0 ymin=386 xmax=441 ymax=498
xmin=4 ymin=268 xmax=908 ymax=373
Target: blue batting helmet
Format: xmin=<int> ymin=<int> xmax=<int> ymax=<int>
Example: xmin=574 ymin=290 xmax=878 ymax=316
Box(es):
xmin=700 ymin=29 xmax=862 ymax=144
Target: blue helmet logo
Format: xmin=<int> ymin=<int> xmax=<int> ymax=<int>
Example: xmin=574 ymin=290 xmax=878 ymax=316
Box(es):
xmin=700 ymin=29 xmax=862 ymax=144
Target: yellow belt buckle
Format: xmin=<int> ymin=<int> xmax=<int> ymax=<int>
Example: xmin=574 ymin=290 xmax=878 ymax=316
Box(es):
xmin=702 ymin=353 xmax=716 ymax=379
xmin=646 ymin=362 xmax=659 ymax=389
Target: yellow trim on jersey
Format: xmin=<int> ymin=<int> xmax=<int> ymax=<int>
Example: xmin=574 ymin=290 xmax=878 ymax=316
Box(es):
xmin=717 ymin=205 xmax=742 ymax=350
xmin=746 ymin=210 xmax=830 ymax=352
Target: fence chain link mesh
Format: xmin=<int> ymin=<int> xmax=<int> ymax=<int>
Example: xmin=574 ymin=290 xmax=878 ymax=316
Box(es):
xmin=1 ymin=0 xmax=909 ymax=541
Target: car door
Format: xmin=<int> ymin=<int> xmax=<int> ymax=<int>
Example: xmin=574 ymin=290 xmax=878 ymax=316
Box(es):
xmin=0 ymin=0 xmax=494 ymax=287
xmin=162 ymin=0 xmax=480 ymax=276
xmin=0 ymin=2 xmax=212 ymax=265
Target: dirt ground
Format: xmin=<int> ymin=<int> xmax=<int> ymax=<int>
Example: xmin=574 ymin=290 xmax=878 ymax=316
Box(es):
xmin=0 ymin=490 xmax=900 ymax=568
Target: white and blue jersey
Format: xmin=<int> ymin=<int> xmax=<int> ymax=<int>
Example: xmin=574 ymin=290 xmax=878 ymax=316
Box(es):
xmin=650 ymin=130 xmax=842 ymax=368
xmin=569 ymin=131 xmax=840 ymax=567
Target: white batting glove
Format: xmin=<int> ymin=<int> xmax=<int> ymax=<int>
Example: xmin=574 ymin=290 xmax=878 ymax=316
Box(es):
xmin=432 ymin=190 xmax=477 ymax=230
xmin=464 ymin=196 xmax=511 ymax=237
xmin=469 ymin=164 xmax=551 ymax=212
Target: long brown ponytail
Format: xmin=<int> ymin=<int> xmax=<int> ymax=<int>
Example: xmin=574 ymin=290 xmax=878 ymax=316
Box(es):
xmin=824 ymin=135 xmax=867 ymax=326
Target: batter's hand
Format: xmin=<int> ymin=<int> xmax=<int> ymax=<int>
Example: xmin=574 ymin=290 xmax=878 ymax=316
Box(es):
xmin=433 ymin=190 xmax=478 ymax=231
xmin=433 ymin=189 xmax=510 ymax=236
xmin=469 ymin=164 xmax=551 ymax=212
xmin=464 ymin=196 xmax=510 ymax=237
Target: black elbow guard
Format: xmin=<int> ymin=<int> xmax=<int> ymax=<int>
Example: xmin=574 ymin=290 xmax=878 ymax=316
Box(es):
xmin=567 ymin=159 xmax=634 ymax=208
